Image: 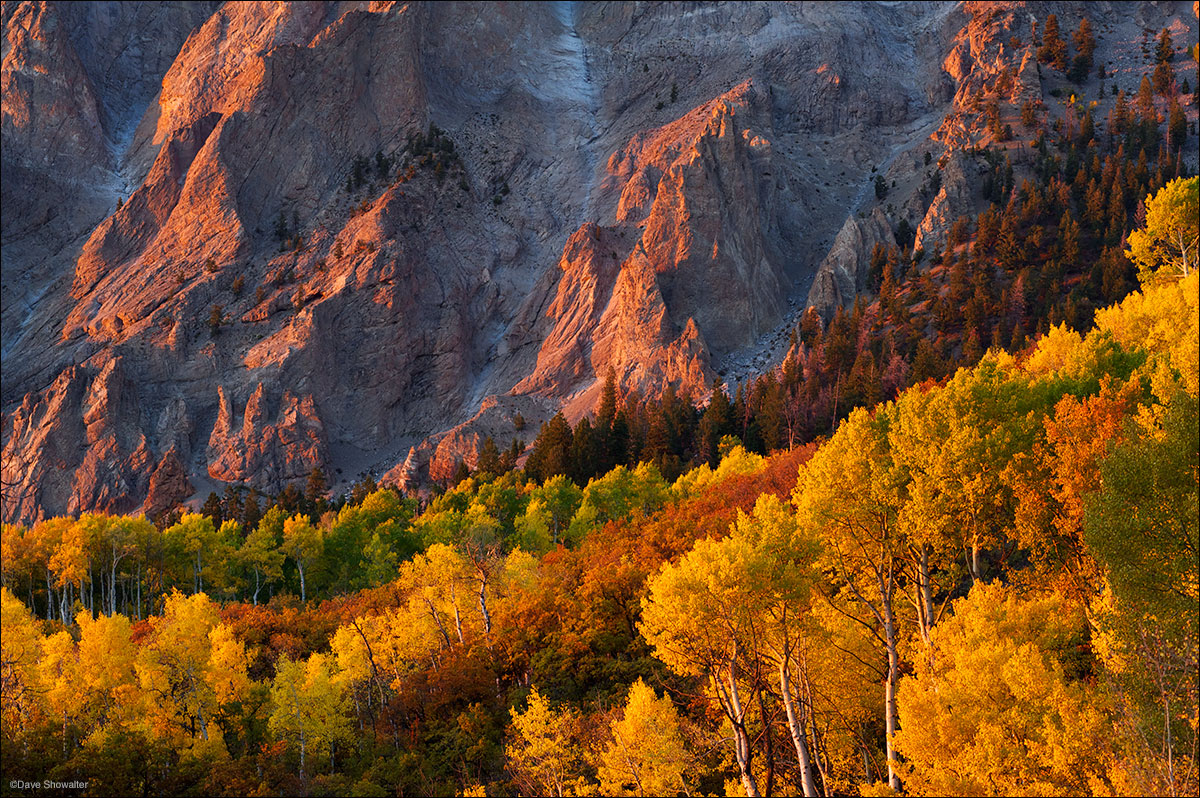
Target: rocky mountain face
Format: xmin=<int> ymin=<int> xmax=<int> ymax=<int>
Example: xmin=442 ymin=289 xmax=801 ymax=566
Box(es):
xmin=2 ymin=0 xmax=1195 ymax=522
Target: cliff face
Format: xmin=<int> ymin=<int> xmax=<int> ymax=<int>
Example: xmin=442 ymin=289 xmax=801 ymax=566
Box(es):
xmin=3 ymin=0 xmax=1195 ymax=520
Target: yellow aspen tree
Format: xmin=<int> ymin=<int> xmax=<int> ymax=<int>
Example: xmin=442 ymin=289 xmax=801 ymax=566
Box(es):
xmin=890 ymin=352 xmax=1040 ymax=589
xmin=793 ymin=406 xmax=906 ymax=793
xmin=98 ymin=517 xmax=150 ymax=616
xmin=49 ymin=517 xmax=90 ymax=625
xmin=39 ymin=630 xmax=83 ymax=752
xmin=1 ymin=524 xmax=29 ymax=594
xmin=134 ymin=590 xmax=222 ymax=749
xmin=736 ymin=494 xmax=824 ymax=798
xmin=206 ymin=622 xmax=251 ymax=708
xmin=640 ymin=530 xmax=770 ymax=796
xmin=268 ymin=652 xmax=352 ymax=781
xmin=893 ymin=583 xmax=1117 ymax=796
xmin=330 ymin=622 xmax=377 ymax=733
xmin=401 ymin=543 xmax=474 ymax=648
xmin=1 ymin=587 xmax=44 ymax=730
xmin=1090 ymin=271 xmax=1199 ymax=399
xmin=30 ymin=518 xmax=69 ymax=621
xmin=597 ymin=678 xmax=692 ymax=797
xmin=457 ymin=514 xmax=504 ymax=647
xmin=1126 ymin=176 xmax=1199 ymax=284
xmin=506 ymin=686 xmax=587 ymax=797
xmin=77 ymin=612 xmax=138 ymax=737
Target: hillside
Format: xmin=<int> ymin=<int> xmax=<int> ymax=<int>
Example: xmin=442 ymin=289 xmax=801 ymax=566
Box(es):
xmin=2 ymin=266 xmax=1195 ymax=796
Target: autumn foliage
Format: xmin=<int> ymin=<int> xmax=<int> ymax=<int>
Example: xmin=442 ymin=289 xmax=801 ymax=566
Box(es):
xmin=2 ymin=193 xmax=1198 ymax=796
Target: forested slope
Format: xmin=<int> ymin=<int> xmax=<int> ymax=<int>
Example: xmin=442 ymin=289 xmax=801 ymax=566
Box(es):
xmin=3 ymin=228 xmax=1196 ymax=795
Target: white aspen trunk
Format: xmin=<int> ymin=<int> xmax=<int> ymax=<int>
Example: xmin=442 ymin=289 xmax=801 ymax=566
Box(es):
xmin=919 ymin=545 xmax=934 ymax=644
xmin=477 ymin=572 xmax=492 ymax=642
xmin=780 ymin=657 xmax=819 ymax=797
xmin=882 ymin=595 xmax=901 ymax=792
xmin=298 ymin=560 xmax=306 ymax=602
xmin=299 ymin=727 xmax=307 ymax=782
xmin=610 ymin=727 xmax=645 ymax=797
xmin=110 ymin=555 xmax=120 ymax=616
xmin=728 ymin=655 xmax=761 ymax=797
xmin=804 ymin=668 xmax=831 ymax=792
xmin=46 ymin=571 xmax=54 ymax=621
xmin=427 ymin=599 xmax=451 ymax=648
xmin=452 ymin=584 xmax=465 ymax=644
xmin=194 ymin=675 xmax=209 ymax=742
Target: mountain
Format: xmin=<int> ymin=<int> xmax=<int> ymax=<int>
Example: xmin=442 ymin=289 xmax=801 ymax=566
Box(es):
xmin=2 ymin=0 xmax=1196 ymax=523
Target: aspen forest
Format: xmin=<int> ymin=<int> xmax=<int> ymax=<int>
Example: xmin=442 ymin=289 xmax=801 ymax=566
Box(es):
xmin=2 ymin=174 xmax=1197 ymax=795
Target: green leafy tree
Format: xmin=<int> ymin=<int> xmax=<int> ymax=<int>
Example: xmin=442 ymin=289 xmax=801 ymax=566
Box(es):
xmin=237 ymin=520 xmax=284 ymax=605
xmin=164 ymin=514 xmax=227 ymax=595
xmin=269 ymin=653 xmax=352 ymax=782
xmin=1126 ymin=177 xmax=1199 ymax=284
xmin=1086 ymin=393 xmax=1198 ymax=795
xmin=281 ymin=515 xmax=323 ymax=602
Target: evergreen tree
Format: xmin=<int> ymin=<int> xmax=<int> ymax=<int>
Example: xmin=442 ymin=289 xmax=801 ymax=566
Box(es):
xmin=609 ymin=409 xmax=632 ymax=469
xmin=1155 ymin=27 xmax=1173 ymax=63
xmin=1073 ymin=17 xmax=1096 ymax=64
xmin=567 ymin=419 xmax=595 ymax=484
xmin=476 ymin=437 xmax=503 ymax=477
xmin=305 ymin=467 xmax=328 ymax=515
xmin=697 ymin=379 xmax=732 ymax=466
xmin=1168 ymin=100 xmax=1187 ymax=151
xmin=242 ymin=493 xmax=262 ymax=533
xmin=201 ymin=492 xmax=223 ymax=525
xmin=910 ymin=338 xmax=946 ymax=383
xmin=1037 ymin=14 xmax=1068 ymax=70
xmin=1154 ymin=60 xmax=1175 ymax=96
xmin=527 ymin=414 xmax=574 ymax=483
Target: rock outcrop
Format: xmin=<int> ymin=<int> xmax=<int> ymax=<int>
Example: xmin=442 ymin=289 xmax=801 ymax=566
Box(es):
xmin=206 ymin=384 xmax=328 ymax=489
xmin=2 ymin=356 xmax=152 ymax=522
xmin=383 ymin=394 xmax=555 ymax=492
xmin=516 ymin=85 xmax=789 ymax=405
xmin=144 ymin=448 xmax=193 ymax=521
xmin=914 ymin=149 xmax=977 ymax=254
xmin=806 ymin=209 xmax=898 ymax=318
